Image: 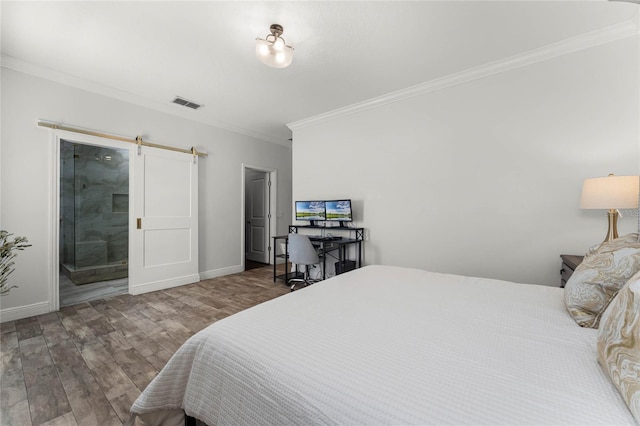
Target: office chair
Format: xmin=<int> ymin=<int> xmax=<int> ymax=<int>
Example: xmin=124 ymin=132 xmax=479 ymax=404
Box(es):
xmin=287 ymin=233 xmax=321 ymax=291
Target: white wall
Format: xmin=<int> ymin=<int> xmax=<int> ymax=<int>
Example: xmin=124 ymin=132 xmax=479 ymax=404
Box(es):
xmin=0 ymin=68 xmax=292 ymax=320
xmin=291 ymin=36 xmax=639 ymax=287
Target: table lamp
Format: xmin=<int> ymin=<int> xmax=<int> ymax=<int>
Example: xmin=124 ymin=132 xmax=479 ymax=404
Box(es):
xmin=580 ymin=174 xmax=640 ymax=243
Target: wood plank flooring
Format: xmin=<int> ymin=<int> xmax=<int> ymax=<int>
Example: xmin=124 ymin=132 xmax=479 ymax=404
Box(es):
xmin=1 ymin=265 xmax=290 ymax=426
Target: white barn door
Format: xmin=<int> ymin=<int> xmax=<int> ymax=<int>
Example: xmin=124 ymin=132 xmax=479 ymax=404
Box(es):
xmin=130 ymin=146 xmax=199 ymax=294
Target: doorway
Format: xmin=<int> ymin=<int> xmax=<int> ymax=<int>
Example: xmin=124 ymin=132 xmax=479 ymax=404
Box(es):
xmin=49 ymin=126 xmax=200 ymax=312
xmin=243 ymin=165 xmax=277 ymax=271
xmin=59 ymin=140 xmax=129 ymax=306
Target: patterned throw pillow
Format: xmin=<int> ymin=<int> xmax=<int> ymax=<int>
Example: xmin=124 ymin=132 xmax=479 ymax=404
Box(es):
xmin=564 ymin=233 xmax=640 ymax=328
xmin=597 ymin=272 xmax=640 ymax=422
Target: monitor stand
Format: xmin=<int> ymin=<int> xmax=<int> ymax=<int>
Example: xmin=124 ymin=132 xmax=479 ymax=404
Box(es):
xmin=339 ymin=221 xmax=348 ymax=228
xmin=309 ymin=220 xmax=317 ymax=227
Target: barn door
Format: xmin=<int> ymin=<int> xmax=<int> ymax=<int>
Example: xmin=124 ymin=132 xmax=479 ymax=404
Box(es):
xmin=130 ymin=146 xmax=199 ymax=294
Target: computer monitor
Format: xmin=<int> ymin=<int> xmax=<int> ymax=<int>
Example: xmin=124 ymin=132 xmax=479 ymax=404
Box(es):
xmin=295 ymin=201 xmax=326 ymax=226
xmin=325 ymin=200 xmax=352 ymax=227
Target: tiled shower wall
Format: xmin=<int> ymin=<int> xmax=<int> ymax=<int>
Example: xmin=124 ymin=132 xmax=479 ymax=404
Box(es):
xmin=60 ymin=140 xmax=129 ymax=270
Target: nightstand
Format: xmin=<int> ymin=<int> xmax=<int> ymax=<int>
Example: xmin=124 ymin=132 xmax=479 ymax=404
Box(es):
xmin=560 ymin=254 xmax=584 ymax=288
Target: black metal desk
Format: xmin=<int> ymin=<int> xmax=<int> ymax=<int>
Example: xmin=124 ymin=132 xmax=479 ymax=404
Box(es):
xmin=272 ymin=228 xmax=364 ymax=283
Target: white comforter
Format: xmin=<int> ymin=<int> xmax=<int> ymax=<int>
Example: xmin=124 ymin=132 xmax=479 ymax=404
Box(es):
xmin=130 ymin=265 xmax=636 ymax=425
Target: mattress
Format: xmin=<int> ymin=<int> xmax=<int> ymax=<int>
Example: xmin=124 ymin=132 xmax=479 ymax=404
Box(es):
xmin=130 ymin=265 xmax=636 ymax=425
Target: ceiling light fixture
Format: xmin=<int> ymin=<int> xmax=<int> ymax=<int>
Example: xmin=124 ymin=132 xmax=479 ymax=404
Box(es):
xmin=256 ymin=24 xmax=294 ymax=68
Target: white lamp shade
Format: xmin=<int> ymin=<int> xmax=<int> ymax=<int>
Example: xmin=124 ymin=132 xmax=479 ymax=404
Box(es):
xmin=580 ymin=175 xmax=639 ymax=209
xmin=255 ymin=38 xmax=293 ymax=68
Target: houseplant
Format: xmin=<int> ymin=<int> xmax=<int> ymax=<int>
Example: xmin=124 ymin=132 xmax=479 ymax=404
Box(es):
xmin=0 ymin=230 xmax=31 ymax=295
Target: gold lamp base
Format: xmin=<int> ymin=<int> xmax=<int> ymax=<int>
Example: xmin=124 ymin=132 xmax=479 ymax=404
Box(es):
xmin=603 ymin=209 xmax=620 ymax=243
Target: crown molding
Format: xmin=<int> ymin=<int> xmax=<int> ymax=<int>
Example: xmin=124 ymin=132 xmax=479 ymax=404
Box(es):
xmin=0 ymin=54 xmax=291 ymax=147
xmin=288 ymin=19 xmax=639 ymax=131
xmin=610 ymin=0 xmax=640 ymax=5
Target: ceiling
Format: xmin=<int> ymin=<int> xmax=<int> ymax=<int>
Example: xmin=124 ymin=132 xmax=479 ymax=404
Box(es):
xmin=1 ymin=1 xmax=638 ymax=145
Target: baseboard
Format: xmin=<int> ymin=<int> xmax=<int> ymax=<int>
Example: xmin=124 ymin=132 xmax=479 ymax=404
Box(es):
xmin=129 ymin=274 xmax=201 ymax=296
xmin=0 ymin=301 xmax=51 ymax=323
xmin=199 ymin=265 xmax=244 ymax=280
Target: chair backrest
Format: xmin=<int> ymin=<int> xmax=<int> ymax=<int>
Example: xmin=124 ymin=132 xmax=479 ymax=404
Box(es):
xmin=287 ymin=233 xmax=319 ymax=266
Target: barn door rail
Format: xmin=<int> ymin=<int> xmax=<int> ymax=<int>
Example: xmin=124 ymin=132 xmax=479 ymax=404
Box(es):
xmin=37 ymin=120 xmax=208 ymax=158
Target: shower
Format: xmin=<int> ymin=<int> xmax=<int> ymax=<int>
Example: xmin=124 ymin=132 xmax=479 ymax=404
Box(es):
xmin=60 ymin=140 xmax=129 ymax=286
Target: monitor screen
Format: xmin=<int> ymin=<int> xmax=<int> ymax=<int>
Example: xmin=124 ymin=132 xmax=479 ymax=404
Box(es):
xmin=295 ymin=201 xmax=326 ymax=221
xmin=325 ymin=200 xmax=352 ymax=222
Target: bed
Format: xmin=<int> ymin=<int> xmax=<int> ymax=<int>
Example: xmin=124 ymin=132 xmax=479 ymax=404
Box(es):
xmin=129 ymin=265 xmax=637 ymax=425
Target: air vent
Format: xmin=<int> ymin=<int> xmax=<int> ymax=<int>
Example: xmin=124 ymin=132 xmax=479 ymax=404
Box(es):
xmin=172 ymin=96 xmax=203 ymax=110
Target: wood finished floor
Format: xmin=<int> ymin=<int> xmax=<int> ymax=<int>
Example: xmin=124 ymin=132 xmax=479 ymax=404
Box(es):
xmin=1 ymin=265 xmax=290 ymax=426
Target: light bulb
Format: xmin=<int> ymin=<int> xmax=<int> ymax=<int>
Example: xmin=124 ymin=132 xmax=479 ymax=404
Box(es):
xmin=275 ymin=52 xmax=285 ymax=63
xmin=258 ymin=44 xmax=269 ymax=56
xmin=273 ymin=38 xmax=284 ymax=51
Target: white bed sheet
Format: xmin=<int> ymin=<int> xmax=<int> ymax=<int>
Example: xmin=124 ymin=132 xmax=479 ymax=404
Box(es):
xmin=130 ymin=265 xmax=636 ymax=425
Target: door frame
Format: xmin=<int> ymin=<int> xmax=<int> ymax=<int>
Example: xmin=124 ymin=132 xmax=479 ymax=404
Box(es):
xmin=241 ymin=164 xmax=277 ymax=269
xmin=244 ymin=169 xmax=268 ymax=264
xmin=49 ymin=129 xmax=135 ymax=311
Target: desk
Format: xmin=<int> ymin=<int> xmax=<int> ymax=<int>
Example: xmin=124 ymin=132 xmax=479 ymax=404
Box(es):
xmin=273 ymin=227 xmax=364 ymax=283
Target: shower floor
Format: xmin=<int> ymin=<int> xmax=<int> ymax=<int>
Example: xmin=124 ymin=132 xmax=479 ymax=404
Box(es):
xmin=59 ymin=272 xmax=128 ymax=307
xmin=61 ymin=262 xmax=128 ymax=285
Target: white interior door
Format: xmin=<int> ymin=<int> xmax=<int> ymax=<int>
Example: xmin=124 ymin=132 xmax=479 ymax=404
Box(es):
xmin=130 ymin=146 xmax=199 ymax=294
xmin=246 ymin=172 xmax=269 ymax=263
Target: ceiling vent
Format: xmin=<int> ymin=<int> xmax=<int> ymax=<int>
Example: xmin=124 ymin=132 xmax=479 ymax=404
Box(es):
xmin=172 ymin=96 xmax=203 ymax=110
